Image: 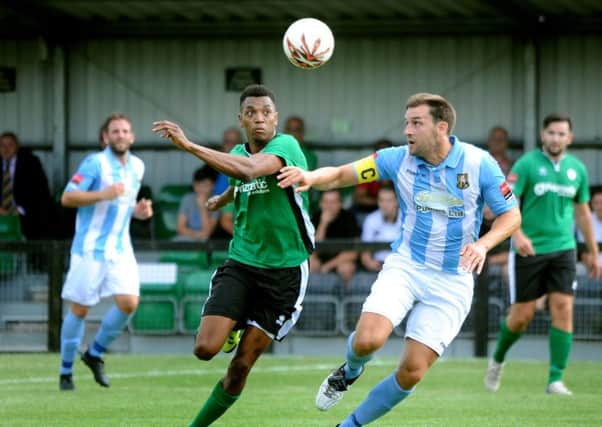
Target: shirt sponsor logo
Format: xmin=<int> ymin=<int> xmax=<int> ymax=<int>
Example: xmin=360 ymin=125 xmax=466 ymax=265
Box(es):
xmin=235 ymin=176 xmax=269 ymax=195
xmin=533 ymin=182 xmax=576 ymax=198
xmin=414 ymin=190 xmax=464 ymax=218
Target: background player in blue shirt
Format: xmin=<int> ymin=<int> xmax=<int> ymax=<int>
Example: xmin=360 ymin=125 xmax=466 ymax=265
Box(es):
xmin=278 ymin=93 xmax=521 ymax=427
xmin=58 ymin=113 xmax=153 ymax=391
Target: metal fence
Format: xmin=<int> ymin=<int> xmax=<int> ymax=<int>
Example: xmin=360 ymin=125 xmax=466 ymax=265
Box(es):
xmin=1 ymin=240 xmax=601 ymax=353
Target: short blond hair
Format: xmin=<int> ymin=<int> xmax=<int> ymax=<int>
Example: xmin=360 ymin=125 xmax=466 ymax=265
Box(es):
xmin=406 ymin=93 xmax=456 ymax=134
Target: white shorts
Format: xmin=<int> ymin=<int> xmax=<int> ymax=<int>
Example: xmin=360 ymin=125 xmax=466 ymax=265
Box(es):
xmin=61 ymin=253 xmax=140 ymax=306
xmin=362 ymin=253 xmax=474 ymax=355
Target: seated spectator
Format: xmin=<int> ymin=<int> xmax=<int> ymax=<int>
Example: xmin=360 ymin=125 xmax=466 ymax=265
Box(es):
xmin=311 ymin=190 xmax=360 ymax=285
xmin=577 ymin=185 xmax=602 ymax=267
xmin=0 ymin=131 xmax=54 ymax=240
xmin=351 ymin=138 xmax=393 ymax=223
xmin=360 ymin=185 xmax=401 ymax=272
xmin=175 ymin=165 xmax=219 ymax=241
xmin=211 ymin=202 xmax=234 ymax=240
xmin=213 ymin=127 xmax=243 ymax=195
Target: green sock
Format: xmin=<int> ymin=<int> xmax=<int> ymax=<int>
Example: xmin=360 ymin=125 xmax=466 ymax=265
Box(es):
xmin=549 ymin=326 xmax=572 ymax=384
xmin=189 ymin=380 xmax=240 ymax=427
xmin=493 ymin=319 xmax=522 ymax=363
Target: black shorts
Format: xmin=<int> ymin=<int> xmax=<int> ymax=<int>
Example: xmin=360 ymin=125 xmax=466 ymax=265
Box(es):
xmin=202 ymin=259 xmax=309 ymax=341
xmin=509 ymin=249 xmax=577 ymax=303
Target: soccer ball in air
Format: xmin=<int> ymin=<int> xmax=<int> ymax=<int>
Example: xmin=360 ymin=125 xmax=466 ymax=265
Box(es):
xmin=282 ymin=18 xmax=334 ymax=69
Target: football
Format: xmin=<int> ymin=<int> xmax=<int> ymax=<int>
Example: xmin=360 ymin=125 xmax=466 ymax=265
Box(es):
xmin=282 ymin=18 xmax=334 ymax=69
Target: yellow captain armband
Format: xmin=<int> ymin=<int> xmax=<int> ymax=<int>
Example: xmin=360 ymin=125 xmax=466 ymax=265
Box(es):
xmin=352 ymin=154 xmax=380 ymax=184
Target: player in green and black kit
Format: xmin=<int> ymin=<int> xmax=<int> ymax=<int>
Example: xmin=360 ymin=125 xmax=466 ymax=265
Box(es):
xmin=153 ymin=84 xmax=315 ymax=426
xmin=485 ymin=113 xmax=600 ymax=395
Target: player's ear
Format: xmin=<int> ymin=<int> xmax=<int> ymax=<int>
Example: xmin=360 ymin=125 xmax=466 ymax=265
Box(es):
xmin=437 ymin=120 xmax=449 ymax=135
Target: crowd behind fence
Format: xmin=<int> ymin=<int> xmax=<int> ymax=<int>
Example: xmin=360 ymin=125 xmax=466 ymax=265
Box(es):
xmin=1 ymin=240 xmax=601 ymax=353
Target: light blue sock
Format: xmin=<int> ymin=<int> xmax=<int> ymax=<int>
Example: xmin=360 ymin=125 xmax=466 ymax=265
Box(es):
xmin=89 ymin=305 xmax=130 ymax=358
xmin=344 ymin=331 xmax=374 ymax=380
xmin=341 ymin=372 xmax=414 ymax=427
xmin=60 ymin=312 xmax=85 ymax=375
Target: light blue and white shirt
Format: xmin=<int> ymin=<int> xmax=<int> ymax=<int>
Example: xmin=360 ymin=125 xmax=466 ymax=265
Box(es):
xmin=372 ymin=136 xmax=516 ymax=274
xmin=65 ymin=146 xmax=144 ymax=261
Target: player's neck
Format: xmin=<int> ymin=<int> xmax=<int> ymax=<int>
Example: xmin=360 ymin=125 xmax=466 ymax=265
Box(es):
xmin=424 ymin=138 xmax=451 ymax=166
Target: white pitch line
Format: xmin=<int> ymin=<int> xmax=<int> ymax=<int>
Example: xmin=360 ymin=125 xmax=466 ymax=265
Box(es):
xmin=0 ymin=359 xmax=392 ymax=386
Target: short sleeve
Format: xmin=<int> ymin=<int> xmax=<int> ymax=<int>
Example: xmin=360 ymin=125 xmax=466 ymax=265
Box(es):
xmin=575 ymin=163 xmax=590 ymax=204
xmin=64 ymin=155 xmax=99 ymax=192
xmin=480 ymin=154 xmax=517 ymax=216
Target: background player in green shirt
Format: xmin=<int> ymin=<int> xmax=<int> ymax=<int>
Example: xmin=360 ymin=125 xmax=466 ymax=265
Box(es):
xmin=153 ymin=84 xmax=314 ymax=426
xmin=485 ymin=113 xmax=600 ymax=395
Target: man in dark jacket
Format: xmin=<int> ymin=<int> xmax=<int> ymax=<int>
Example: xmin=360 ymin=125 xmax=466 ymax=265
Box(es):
xmin=0 ymin=131 xmax=53 ymax=240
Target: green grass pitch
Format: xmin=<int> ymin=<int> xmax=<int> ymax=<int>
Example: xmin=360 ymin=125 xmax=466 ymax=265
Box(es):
xmin=0 ymin=354 xmax=600 ymax=426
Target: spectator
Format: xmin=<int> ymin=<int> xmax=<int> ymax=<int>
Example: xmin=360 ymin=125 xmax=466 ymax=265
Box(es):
xmin=482 ymin=126 xmax=514 ymax=283
xmin=487 ymin=126 xmax=513 ymax=176
xmin=175 ymin=165 xmax=219 ymax=241
xmin=213 ymin=127 xmax=243 ymax=195
xmin=351 ymin=138 xmax=393 ymax=223
xmin=360 ymin=185 xmax=401 ymax=272
xmin=285 ymin=116 xmax=320 ymax=212
xmin=577 ymin=185 xmax=602 ymax=267
xmin=284 ymin=115 xmax=318 ymax=170
xmin=311 ymin=189 xmax=360 ymax=284
xmin=0 ymin=131 xmax=54 ymax=240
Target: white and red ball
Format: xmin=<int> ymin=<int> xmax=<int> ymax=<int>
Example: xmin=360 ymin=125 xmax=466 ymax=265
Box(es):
xmin=282 ymin=18 xmax=334 ymax=70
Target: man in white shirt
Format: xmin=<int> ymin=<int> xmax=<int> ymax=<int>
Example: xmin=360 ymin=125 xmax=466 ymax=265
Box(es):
xmin=360 ymin=185 xmax=401 ymax=272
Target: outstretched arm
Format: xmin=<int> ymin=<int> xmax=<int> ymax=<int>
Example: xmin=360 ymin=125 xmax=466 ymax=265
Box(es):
xmin=278 ymin=163 xmax=358 ymax=192
xmin=152 ymin=121 xmax=282 ymax=181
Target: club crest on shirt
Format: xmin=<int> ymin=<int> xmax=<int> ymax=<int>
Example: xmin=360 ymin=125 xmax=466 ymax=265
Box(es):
xmin=456 ymin=173 xmax=469 ymax=189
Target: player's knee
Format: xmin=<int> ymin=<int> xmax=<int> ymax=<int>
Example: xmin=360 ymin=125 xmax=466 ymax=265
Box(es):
xmin=353 ymin=333 xmax=382 ymax=355
xmin=397 ymin=363 xmax=426 ymax=388
xmin=193 ymin=341 xmax=219 ymax=361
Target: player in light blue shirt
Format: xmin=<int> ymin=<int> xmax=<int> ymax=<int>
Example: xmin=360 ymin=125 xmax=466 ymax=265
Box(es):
xmin=58 ymin=113 xmax=153 ymax=391
xmin=278 ymin=93 xmax=521 ymax=427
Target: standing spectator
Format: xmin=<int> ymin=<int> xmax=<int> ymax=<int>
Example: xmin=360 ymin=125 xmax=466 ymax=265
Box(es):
xmin=284 ymin=115 xmax=318 ymax=170
xmin=311 ymin=189 xmax=360 ymax=285
xmin=0 ymin=131 xmax=54 ymax=240
xmin=487 ymin=126 xmax=514 ymax=176
xmin=285 ymin=116 xmax=320 ymax=212
xmin=482 ymin=126 xmax=514 ymax=284
xmin=58 ymin=113 xmax=153 ymax=391
xmin=360 ymin=184 xmax=401 ymax=272
xmin=175 ymin=165 xmax=219 ymax=241
xmin=485 ymin=113 xmax=600 ymax=395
